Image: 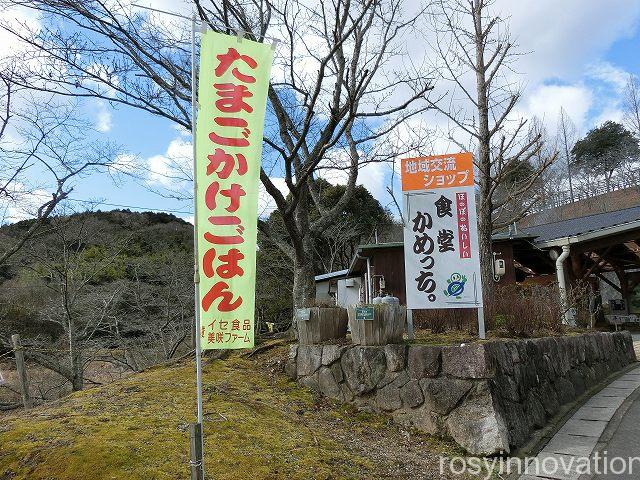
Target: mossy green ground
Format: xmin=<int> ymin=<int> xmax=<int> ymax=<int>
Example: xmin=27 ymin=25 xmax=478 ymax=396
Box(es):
xmin=0 ymin=345 xmax=464 ymax=480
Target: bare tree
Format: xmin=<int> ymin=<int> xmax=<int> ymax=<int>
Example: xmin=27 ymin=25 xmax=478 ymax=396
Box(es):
xmin=0 ymin=66 xmax=120 ymax=266
xmin=111 ymin=251 xmax=194 ymax=369
xmin=557 ymin=107 xmax=577 ymax=203
xmin=427 ymin=0 xmax=556 ymax=303
xmin=2 ymin=0 xmax=437 ymax=306
xmin=0 ymin=214 xmax=127 ymax=391
xmin=0 ymin=210 xmax=197 ymax=396
xmin=623 ymin=75 xmax=640 ymax=138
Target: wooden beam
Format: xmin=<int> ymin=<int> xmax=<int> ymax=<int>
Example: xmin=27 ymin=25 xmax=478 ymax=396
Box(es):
xmin=582 ymin=247 xmax=613 ymax=279
xmin=623 ymin=240 xmax=640 ymax=260
xmin=514 ymin=260 xmax=536 ymax=276
xmin=573 ymin=229 xmax=640 ymax=255
xmin=595 ymin=272 xmax=622 ymax=293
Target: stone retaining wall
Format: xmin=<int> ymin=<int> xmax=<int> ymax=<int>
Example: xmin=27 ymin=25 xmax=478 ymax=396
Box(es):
xmin=285 ymin=332 xmax=636 ymax=455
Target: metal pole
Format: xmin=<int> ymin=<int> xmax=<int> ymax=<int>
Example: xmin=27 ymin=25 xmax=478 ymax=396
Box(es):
xmin=190 ymin=13 xmax=205 ymax=480
xmin=406 ymin=309 xmax=414 ymax=341
xmin=477 ymin=307 xmax=486 ymax=340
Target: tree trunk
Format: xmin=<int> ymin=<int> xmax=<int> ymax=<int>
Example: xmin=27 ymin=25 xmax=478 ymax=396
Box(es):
xmin=71 ymin=368 xmax=84 ymax=391
xmin=67 ymin=319 xmax=83 ymax=391
xmin=291 ymin=187 xmax=317 ymax=308
xmin=477 ymin=205 xmax=494 ymax=308
xmin=606 ymin=170 xmax=613 ymax=193
xmin=70 ymin=351 xmax=83 ymax=391
xmin=292 ymin=244 xmax=316 ymax=308
xmin=473 ymin=0 xmax=494 ymax=307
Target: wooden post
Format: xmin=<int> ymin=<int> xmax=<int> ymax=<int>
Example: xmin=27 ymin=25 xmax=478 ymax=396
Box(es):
xmin=11 ymin=334 xmax=32 ymax=409
xmin=296 ymin=307 xmax=348 ymax=345
xmin=348 ymin=304 xmax=406 ymax=345
xmin=189 ymin=422 xmax=204 ymax=480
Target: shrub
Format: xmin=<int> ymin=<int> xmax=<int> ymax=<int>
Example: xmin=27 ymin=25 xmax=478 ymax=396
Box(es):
xmin=488 ymin=284 xmax=564 ymax=337
xmin=412 ymin=308 xmax=476 ymax=334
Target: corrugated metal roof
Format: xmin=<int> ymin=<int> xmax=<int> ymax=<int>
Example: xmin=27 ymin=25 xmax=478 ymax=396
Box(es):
xmin=491 ymin=232 xmax=537 ymax=242
xmin=522 ymin=205 xmax=640 ymax=243
xmin=314 ymin=269 xmax=349 ymax=282
xmin=358 ymin=242 xmax=403 ymax=250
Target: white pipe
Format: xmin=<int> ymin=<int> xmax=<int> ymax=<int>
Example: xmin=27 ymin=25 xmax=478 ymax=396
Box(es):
xmin=554 ymin=245 xmax=573 ymax=326
xmin=366 ymin=256 xmax=372 ymax=303
xmin=355 ymin=253 xmax=372 ymax=303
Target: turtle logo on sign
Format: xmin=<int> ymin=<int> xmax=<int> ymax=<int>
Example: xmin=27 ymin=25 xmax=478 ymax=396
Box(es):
xmin=444 ymin=273 xmax=467 ymax=299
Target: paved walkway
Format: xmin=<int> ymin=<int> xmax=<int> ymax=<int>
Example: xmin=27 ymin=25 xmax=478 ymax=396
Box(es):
xmin=519 ymin=365 xmax=640 ymax=480
xmin=590 ymin=395 xmax=640 ymax=479
xmin=631 ymin=333 xmax=640 ymax=359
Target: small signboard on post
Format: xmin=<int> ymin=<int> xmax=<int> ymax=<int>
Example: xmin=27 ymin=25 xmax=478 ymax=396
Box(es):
xmin=401 ymin=153 xmax=485 ymax=337
xmin=355 ymin=306 xmax=375 ymax=321
xmin=296 ymin=308 xmax=311 ymax=321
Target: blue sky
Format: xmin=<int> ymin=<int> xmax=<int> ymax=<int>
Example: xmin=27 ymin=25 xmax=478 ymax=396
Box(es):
xmin=3 ymin=1 xmax=640 ymax=223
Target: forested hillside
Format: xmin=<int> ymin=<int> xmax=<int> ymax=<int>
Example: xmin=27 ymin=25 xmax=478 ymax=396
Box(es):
xmin=0 ymin=210 xmax=195 ymax=399
xmin=0 ymin=191 xmax=396 ymax=405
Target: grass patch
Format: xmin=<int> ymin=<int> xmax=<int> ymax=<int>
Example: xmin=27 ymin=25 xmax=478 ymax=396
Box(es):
xmin=0 ymin=347 xmax=468 ymax=479
xmin=409 ymin=327 xmax=592 ymax=346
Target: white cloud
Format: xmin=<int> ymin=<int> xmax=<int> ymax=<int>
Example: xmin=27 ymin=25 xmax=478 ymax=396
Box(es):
xmin=315 ymin=149 xmax=392 ymax=206
xmin=518 ymin=83 xmax=594 ymax=133
xmin=146 ymin=137 xmax=193 ymax=187
xmin=500 ymin=1 xmax=640 ymax=133
xmin=95 ymin=100 xmax=113 ymax=132
xmin=0 ymin=6 xmax=41 ymax=59
xmin=498 ymin=0 xmax=640 ymax=85
xmin=258 ymin=177 xmax=288 ymax=218
xmin=592 ymin=107 xmax=625 ymax=127
xmin=420 ymin=1 xmax=640 ymax=148
xmin=0 ymin=184 xmax=51 ymax=224
xmin=587 ymin=61 xmax=631 ymax=92
xmin=357 ymin=162 xmax=388 ymax=203
xmin=143 ymin=135 xmax=289 ymax=219
xmin=109 ymin=153 xmax=139 ymax=175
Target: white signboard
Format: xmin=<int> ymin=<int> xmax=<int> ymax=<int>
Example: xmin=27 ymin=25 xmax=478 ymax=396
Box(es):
xmin=401 ymin=153 xmax=483 ymax=310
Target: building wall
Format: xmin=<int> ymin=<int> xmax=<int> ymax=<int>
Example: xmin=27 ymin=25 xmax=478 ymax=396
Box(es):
xmin=363 ymin=243 xmax=517 ymax=301
xmin=336 ymin=277 xmax=361 ymax=308
xmin=492 ymin=242 xmax=517 ymax=285
xmin=315 ymin=279 xmax=333 ymax=304
xmin=371 ymin=247 xmax=406 ymax=303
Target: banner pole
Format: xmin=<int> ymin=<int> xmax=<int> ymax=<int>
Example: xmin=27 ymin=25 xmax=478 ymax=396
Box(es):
xmin=190 ymin=12 xmax=205 ymax=479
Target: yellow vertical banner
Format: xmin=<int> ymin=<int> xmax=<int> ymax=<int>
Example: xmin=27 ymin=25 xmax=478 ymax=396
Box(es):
xmin=195 ymin=31 xmax=273 ymax=349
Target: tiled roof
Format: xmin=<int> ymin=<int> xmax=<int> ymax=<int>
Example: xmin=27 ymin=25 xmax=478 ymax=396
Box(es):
xmin=522 ymin=205 xmax=640 ymax=243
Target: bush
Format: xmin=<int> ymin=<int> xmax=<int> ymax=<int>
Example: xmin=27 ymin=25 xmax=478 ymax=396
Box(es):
xmin=412 ymin=308 xmax=476 ymax=334
xmin=488 ymin=284 xmax=564 ymax=337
